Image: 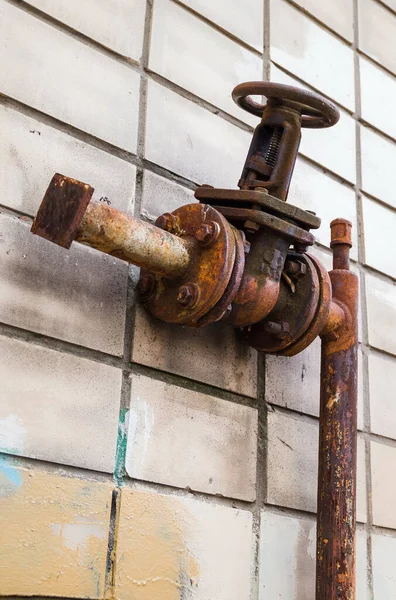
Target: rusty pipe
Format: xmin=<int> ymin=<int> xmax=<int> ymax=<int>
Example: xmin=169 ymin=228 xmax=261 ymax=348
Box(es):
xmin=316 ymin=219 xmax=358 ymax=600
xmin=75 ymin=203 xmax=191 ymax=278
xmin=31 ymin=173 xmax=192 ymax=279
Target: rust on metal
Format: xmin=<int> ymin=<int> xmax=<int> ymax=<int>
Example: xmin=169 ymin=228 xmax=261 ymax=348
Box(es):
xmin=231 ymin=82 xmax=340 ymax=201
xmin=31 ymin=173 xmax=94 ymax=248
xmin=77 ymin=202 xmax=191 ymax=278
xmin=142 ymin=203 xmax=236 ymax=325
xmin=316 ymin=218 xmax=358 ymax=600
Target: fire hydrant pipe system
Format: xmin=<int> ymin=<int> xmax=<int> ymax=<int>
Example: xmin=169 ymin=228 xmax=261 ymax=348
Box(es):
xmin=31 ymin=81 xmax=358 ymax=599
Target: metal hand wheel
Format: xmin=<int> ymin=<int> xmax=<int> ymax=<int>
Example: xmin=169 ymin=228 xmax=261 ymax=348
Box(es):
xmin=232 ymin=81 xmax=340 ymax=129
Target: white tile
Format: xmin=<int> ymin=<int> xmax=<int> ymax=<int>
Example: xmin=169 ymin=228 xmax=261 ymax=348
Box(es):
xmin=259 ymin=512 xmax=368 ymax=600
xmin=366 ymin=273 xmax=396 ymax=355
xmin=145 ymin=80 xmax=251 ymax=187
xmin=266 ymin=329 xmax=364 ymax=430
xmin=361 ymin=125 xmax=396 ymax=209
xmin=360 ymin=56 xmax=396 ymax=141
xmin=271 ymin=0 xmax=355 ymax=111
xmin=372 ymin=533 xmax=396 ymax=599
xmin=267 ymin=411 xmax=319 ymax=512
xmin=0 ymin=211 xmax=128 ymax=355
xmin=0 ymin=335 xmax=121 ymax=472
xmin=0 ymin=104 xmax=136 ymax=218
xmin=267 ymin=412 xmax=367 ymax=521
xmin=271 ymin=65 xmax=356 ymax=183
xmin=369 ymin=352 xmax=396 ymax=439
xmin=0 ymin=1 xmax=140 ymax=151
xmin=141 ymin=170 xmax=195 ymax=221
xmin=115 ymin=487 xmax=253 ymax=600
xmin=0 ymin=458 xmax=113 ymax=598
xmin=125 ymin=375 xmax=258 ymax=500
xmin=265 ymin=338 xmax=321 ymax=417
xmin=150 ymin=0 xmax=262 ymax=126
xmin=259 ymin=512 xmax=316 ymax=600
xmin=291 ymin=0 xmax=353 ymax=40
xmin=26 ymin=0 xmax=146 ymax=60
xmin=371 ymin=441 xmax=396 ymax=528
xmin=132 ymin=305 xmax=258 ymax=397
xmin=363 ymin=196 xmax=396 ymax=279
xmin=289 ymin=157 xmax=357 ymax=258
xmin=178 ymin=0 xmax=263 ymax=51
xmin=359 ymin=0 xmax=396 ymax=77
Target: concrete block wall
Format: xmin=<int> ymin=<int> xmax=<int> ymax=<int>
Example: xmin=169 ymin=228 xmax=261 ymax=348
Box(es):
xmin=0 ymin=0 xmax=395 ymax=598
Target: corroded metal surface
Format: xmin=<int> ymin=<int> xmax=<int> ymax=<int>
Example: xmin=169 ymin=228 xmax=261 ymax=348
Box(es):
xmin=231 ymin=82 xmax=340 ymax=201
xmin=141 ymin=203 xmax=236 ymax=325
xmin=316 ymin=219 xmax=358 ymax=600
xmin=77 ymin=203 xmax=191 ymax=278
xmin=243 ymin=252 xmax=323 ymax=352
xmin=31 ymin=173 xmax=94 ymax=248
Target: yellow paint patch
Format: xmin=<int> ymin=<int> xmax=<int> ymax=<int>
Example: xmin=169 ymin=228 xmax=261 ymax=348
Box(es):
xmin=0 ymin=460 xmax=112 ymax=598
xmin=115 ymin=488 xmax=200 ymax=600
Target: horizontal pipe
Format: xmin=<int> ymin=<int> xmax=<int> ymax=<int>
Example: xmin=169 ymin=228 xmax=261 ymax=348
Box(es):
xmin=76 ymin=202 xmax=192 ymax=278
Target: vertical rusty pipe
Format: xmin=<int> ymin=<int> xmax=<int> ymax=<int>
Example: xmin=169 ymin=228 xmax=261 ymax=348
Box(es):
xmin=316 ymin=219 xmax=358 ymax=600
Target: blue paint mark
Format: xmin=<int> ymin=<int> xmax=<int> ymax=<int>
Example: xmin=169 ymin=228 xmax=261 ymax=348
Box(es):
xmin=0 ymin=455 xmax=22 ymax=495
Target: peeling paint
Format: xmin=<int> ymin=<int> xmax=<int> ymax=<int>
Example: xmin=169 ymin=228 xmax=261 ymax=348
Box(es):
xmin=114 ymin=408 xmax=129 ymax=486
xmin=0 ymin=460 xmax=112 ymax=597
xmin=115 ymin=489 xmax=200 ymax=600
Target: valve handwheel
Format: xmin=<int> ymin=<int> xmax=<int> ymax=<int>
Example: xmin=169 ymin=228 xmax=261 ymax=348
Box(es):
xmin=232 ymin=81 xmax=340 ymax=128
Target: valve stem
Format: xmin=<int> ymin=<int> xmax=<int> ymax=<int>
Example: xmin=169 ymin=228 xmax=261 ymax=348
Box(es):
xmin=265 ymin=127 xmax=283 ymax=167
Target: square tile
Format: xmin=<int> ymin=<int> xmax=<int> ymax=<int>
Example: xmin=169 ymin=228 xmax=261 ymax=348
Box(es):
xmin=372 ymin=532 xmax=396 ymax=598
xmin=267 ymin=411 xmax=367 ymax=521
xmin=361 ymin=125 xmax=396 ymax=208
xmin=125 ymin=375 xmax=258 ymax=500
xmin=115 ymin=487 xmax=253 ymax=600
xmin=291 ymin=0 xmax=353 ymax=40
xmin=360 ymin=56 xmax=396 ymax=141
xmin=369 ymin=351 xmax=396 ymax=439
xmin=26 ymin=0 xmax=146 ymax=60
xmin=0 ymin=458 xmax=112 ymax=598
xmin=359 ymin=0 xmax=396 ymax=77
xmin=132 ymin=305 xmax=257 ymax=397
xmin=363 ymin=195 xmax=396 ymax=278
xmin=178 ymin=0 xmax=263 ymax=51
xmin=271 ymin=0 xmax=355 ymax=111
xmin=0 ymin=335 xmax=121 ymax=472
xmin=366 ymin=273 xmax=396 ymax=356
xmin=371 ymin=441 xmax=396 ymax=528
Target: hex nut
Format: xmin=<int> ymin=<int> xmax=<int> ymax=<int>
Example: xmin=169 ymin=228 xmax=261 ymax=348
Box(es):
xmin=177 ymin=283 xmax=200 ymax=308
xmin=195 ymin=221 xmax=220 ymax=247
xmin=138 ymin=272 xmax=156 ymax=300
xmin=284 ymin=259 xmax=307 ymax=278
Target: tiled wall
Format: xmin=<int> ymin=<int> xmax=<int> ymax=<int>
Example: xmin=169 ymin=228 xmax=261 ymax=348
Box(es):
xmin=0 ymin=0 xmax=395 ymax=598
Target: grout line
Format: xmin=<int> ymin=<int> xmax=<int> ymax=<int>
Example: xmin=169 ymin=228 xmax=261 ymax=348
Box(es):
xmin=250 ymin=352 xmax=267 ymax=599
xmin=353 ymin=0 xmax=374 ymax=594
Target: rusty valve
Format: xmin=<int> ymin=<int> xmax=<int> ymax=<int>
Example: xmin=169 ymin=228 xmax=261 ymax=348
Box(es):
xmin=31 ymin=81 xmax=340 ymax=352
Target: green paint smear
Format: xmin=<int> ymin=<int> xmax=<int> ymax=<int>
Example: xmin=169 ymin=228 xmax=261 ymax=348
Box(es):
xmin=114 ymin=408 xmax=128 ymax=487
